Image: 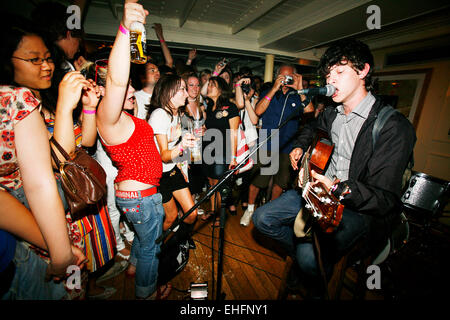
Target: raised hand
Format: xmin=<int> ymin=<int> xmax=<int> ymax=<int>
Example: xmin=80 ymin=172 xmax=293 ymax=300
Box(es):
xmin=122 ymin=0 xmax=148 ymax=30
xmin=188 ymin=48 xmax=197 ymax=61
xmin=286 ymin=73 xmax=304 ymax=91
xmin=58 ymin=71 xmax=91 ymax=111
xmin=81 ymin=79 xmax=101 ymax=110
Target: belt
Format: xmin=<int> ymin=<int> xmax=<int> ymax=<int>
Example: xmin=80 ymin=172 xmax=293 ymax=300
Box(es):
xmin=115 ymin=187 xmax=157 ymax=199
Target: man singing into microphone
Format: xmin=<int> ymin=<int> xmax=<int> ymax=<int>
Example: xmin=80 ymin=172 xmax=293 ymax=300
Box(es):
xmin=252 ymin=39 xmax=416 ymax=297
xmin=240 ymin=64 xmax=314 ymax=226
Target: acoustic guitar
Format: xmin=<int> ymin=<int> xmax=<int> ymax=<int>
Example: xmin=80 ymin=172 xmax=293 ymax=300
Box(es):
xmin=297 ymin=131 xmax=344 ymax=233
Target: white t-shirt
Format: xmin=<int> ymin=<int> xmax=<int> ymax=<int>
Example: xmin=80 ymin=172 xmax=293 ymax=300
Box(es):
xmin=134 ymin=89 xmax=152 ymax=120
xmin=148 ymin=108 xmax=182 ymax=172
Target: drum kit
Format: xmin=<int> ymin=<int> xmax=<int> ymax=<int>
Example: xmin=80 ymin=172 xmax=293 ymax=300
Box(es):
xmin=398 ymin=171 xmax=450 ymax=253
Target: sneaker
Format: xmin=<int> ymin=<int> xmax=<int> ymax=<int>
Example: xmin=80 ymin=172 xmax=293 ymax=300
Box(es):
xmin=197 ymin=207 xmax=205 ymax=215
xmin=240 ymin=208 xmax=254 ymax=227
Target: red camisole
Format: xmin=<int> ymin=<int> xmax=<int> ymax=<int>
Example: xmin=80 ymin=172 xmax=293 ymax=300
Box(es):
xmin=101 ymin=113 xmax=162 ymax=186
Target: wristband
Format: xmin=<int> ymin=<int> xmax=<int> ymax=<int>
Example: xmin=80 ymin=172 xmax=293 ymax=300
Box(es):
xmin=178 ymin=144 xmax=184 ymax=154
xmin=232 ymin=155 xmax=237 ymax=159
xmin=234 ymin=83 xmax=241 ymax=88
xmin=264 ymin=95 xmax=272 ymax=102
xmin=159 ymin=38 xmax=165 ymax=43
xmin=119 ymin=24 xmax=129 ymax=36
xmin=83 ymin=109 xmax=96 ymax=114
xmin=330 ymin=183 xmax=338 ymax=193
xmin=213 ymin=71 xmax=219 ymax=76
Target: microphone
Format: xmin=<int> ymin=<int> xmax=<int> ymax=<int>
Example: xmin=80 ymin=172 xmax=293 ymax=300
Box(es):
xmin=297 ymin=85 xmax=335 ymax=97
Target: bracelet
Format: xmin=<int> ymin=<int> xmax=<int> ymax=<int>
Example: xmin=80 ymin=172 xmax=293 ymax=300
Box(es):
xmin=232 ymin=155 xmax=237 ymax=159
xmin=83 ymin=109 xmax=96 ymax=114
xmin=213 ymin=71 xmax=219 ymax=76
xmin=264 ymin=95 xmax=272 ymax=102
xmin=178 ymin=144 xmax=184 ymax=154
xmin=119 ymin=24 xmax=129 ymax=36
xmin=159 ymin=38 xmax=165 ymax=43
xmin=234 ymin=83 xmax=241 ymax=88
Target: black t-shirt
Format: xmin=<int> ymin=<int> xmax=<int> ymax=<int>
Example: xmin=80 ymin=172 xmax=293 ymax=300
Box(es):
xmin=204 ymin=102 xmax=239 ymax=163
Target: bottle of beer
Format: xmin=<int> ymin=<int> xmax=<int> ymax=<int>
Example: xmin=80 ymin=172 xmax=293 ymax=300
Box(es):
xmin=130 ymin=21 xmax=147 ymax=64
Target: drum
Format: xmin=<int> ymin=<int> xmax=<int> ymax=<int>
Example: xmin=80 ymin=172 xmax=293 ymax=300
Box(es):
xmin=401 ymin=172 xmax=450 ymax=216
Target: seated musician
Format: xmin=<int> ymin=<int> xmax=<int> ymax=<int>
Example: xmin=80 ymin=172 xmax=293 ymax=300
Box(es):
xmin=252 ymin=38 xmax=416 ymax=296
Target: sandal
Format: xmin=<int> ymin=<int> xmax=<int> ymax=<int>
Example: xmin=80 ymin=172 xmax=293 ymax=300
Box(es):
xmin=211 ymin=218 xmax=220 ymax=228
xmin=156 ymin=283 xmax=172 ymax=300
xmin=201 ymin=211 xmax=215 ymax=221
xmin=125 ymin=264 xmax=136 ymax=278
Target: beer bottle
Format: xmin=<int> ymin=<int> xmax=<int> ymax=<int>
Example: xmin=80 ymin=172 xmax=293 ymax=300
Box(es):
xmin=130 ymin=21 xmax=147 ymax=64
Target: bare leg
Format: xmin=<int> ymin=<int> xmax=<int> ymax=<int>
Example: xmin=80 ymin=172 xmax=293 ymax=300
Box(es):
xmin=248 ymin=184 xmax=260 ymax=205
xmin=172 ymin=187 xmax=198 ymax=224
xmin=271 ymin=184 xmax=284 ymax=201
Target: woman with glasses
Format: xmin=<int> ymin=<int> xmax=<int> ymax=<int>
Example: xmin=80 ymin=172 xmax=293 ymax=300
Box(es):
xmin=0 ymin=21 xmax=117 ymax=299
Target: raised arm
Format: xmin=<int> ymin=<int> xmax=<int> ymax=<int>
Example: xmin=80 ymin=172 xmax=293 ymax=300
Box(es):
xmin=79 ymin=79 xmax=101 ymax=147
xmin=153 ymin=23 xmax=173 ymax=68
xmin=97 ymin=1 xmax=148 ymax=134
xmin=53 ymin=71 xmax=90 ymax=158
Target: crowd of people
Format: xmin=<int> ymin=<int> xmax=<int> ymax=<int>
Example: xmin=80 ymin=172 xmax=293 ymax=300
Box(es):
xmin=1 ymin=0 xmax=415 ymax=301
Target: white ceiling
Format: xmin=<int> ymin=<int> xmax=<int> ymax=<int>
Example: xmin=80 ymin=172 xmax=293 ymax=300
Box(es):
xmin=3 ymin=0 xmax=450 ymax=76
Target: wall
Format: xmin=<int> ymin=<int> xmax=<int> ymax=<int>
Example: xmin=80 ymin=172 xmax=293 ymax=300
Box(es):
xmin=372 ymin=45 xmax=450 ymax=181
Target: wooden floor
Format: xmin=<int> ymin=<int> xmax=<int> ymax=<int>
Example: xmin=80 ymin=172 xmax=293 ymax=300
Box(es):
xmin=105 ymin=202 xmax=291 ymax=301
xmin=100 ymin=197 xmax=450 ymax=301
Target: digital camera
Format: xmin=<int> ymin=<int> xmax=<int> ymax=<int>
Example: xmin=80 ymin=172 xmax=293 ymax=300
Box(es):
xmin=218 ymin=58 xmax=229 ymax=67
xmin=282 ymin=75 xmax=293 ymax=85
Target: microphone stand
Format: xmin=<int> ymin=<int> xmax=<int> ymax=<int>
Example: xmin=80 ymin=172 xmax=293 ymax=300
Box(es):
xmin=156 ymin=93 xmax=311 ymax=301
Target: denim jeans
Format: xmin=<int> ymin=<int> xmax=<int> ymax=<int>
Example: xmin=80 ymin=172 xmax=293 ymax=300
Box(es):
xmin=252 ymin=189 xmax=375 ymax=278
xmin=116 ymin=192 xmax=164 ymax=298
xmin=1 ymin=242 xmax=67 ymax=300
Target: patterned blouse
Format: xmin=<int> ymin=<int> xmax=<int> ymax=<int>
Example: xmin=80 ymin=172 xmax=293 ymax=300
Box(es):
xmin=0 ymin=86 xmax=40 ymax=191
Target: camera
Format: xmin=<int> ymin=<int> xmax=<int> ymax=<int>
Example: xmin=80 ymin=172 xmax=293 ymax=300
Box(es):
xmin=241 ymin=83 xmax=251 ymax=94
xmin=218 ymin=58 xmax=228 ymax=67
xmin=282 ymin=75 xmax=293 ymax=85
xmin=240 ymin=78 xmax=256 ymax=95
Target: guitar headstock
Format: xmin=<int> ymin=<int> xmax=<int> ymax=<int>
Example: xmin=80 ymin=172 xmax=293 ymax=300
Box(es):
xmin=303 ymin=181 xmax=343 ymax=233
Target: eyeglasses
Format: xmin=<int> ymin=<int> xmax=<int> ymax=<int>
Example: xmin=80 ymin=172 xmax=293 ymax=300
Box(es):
xmin=11 ymin=56 xmax=54 ymax=65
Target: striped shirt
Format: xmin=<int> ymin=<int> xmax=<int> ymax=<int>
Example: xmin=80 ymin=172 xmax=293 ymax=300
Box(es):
xmin=326 ymin=92 xmax=375 ymax=181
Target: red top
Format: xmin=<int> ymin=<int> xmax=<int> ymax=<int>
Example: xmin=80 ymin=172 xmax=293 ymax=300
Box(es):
xmin=101 ymin=113 xmax=162 ymax=186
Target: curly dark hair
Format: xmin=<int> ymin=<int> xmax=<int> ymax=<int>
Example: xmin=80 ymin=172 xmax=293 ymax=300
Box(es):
xmin=318 ymin=38 xmax=375 ymax=91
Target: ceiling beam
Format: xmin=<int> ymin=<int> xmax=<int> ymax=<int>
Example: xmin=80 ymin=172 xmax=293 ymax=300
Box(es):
xmin=179 ymin=0 xmax=197 ymax=28
xmin=258 ymin=0 xmax=372 ymax=48
xmin=231 ymin=0 xmax=284 ymax=34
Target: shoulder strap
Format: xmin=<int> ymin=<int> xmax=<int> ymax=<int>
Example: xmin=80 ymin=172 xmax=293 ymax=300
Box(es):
xmin=50 ymin=136 xmax=71 ymax=163
xmin=372 ymin=105 xmax=398 ymax=153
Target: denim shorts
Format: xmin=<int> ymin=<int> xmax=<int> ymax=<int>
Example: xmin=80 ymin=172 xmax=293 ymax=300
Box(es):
xmin=116 ymin=191 xmax=165 ymax=298
xmin=1 ymin=242 xmax=67 ymax=300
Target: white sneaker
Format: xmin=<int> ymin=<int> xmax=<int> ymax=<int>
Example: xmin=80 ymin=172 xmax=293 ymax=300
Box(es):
xmin=240 ymin=208 xmax=254 ymax=227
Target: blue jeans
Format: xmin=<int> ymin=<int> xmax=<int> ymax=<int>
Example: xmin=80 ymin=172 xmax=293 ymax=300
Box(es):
xmin=252 ymin=189 xmax=375 ymax=278
xmin=2 ymin=242 xmax=67 ymax=300
xmin=116 ymin=192 xmax=164 ymax=298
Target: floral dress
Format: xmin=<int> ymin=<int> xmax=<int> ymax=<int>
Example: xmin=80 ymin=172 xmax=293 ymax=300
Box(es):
xmin=0 ymin=86 xmax=39 ymax=189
